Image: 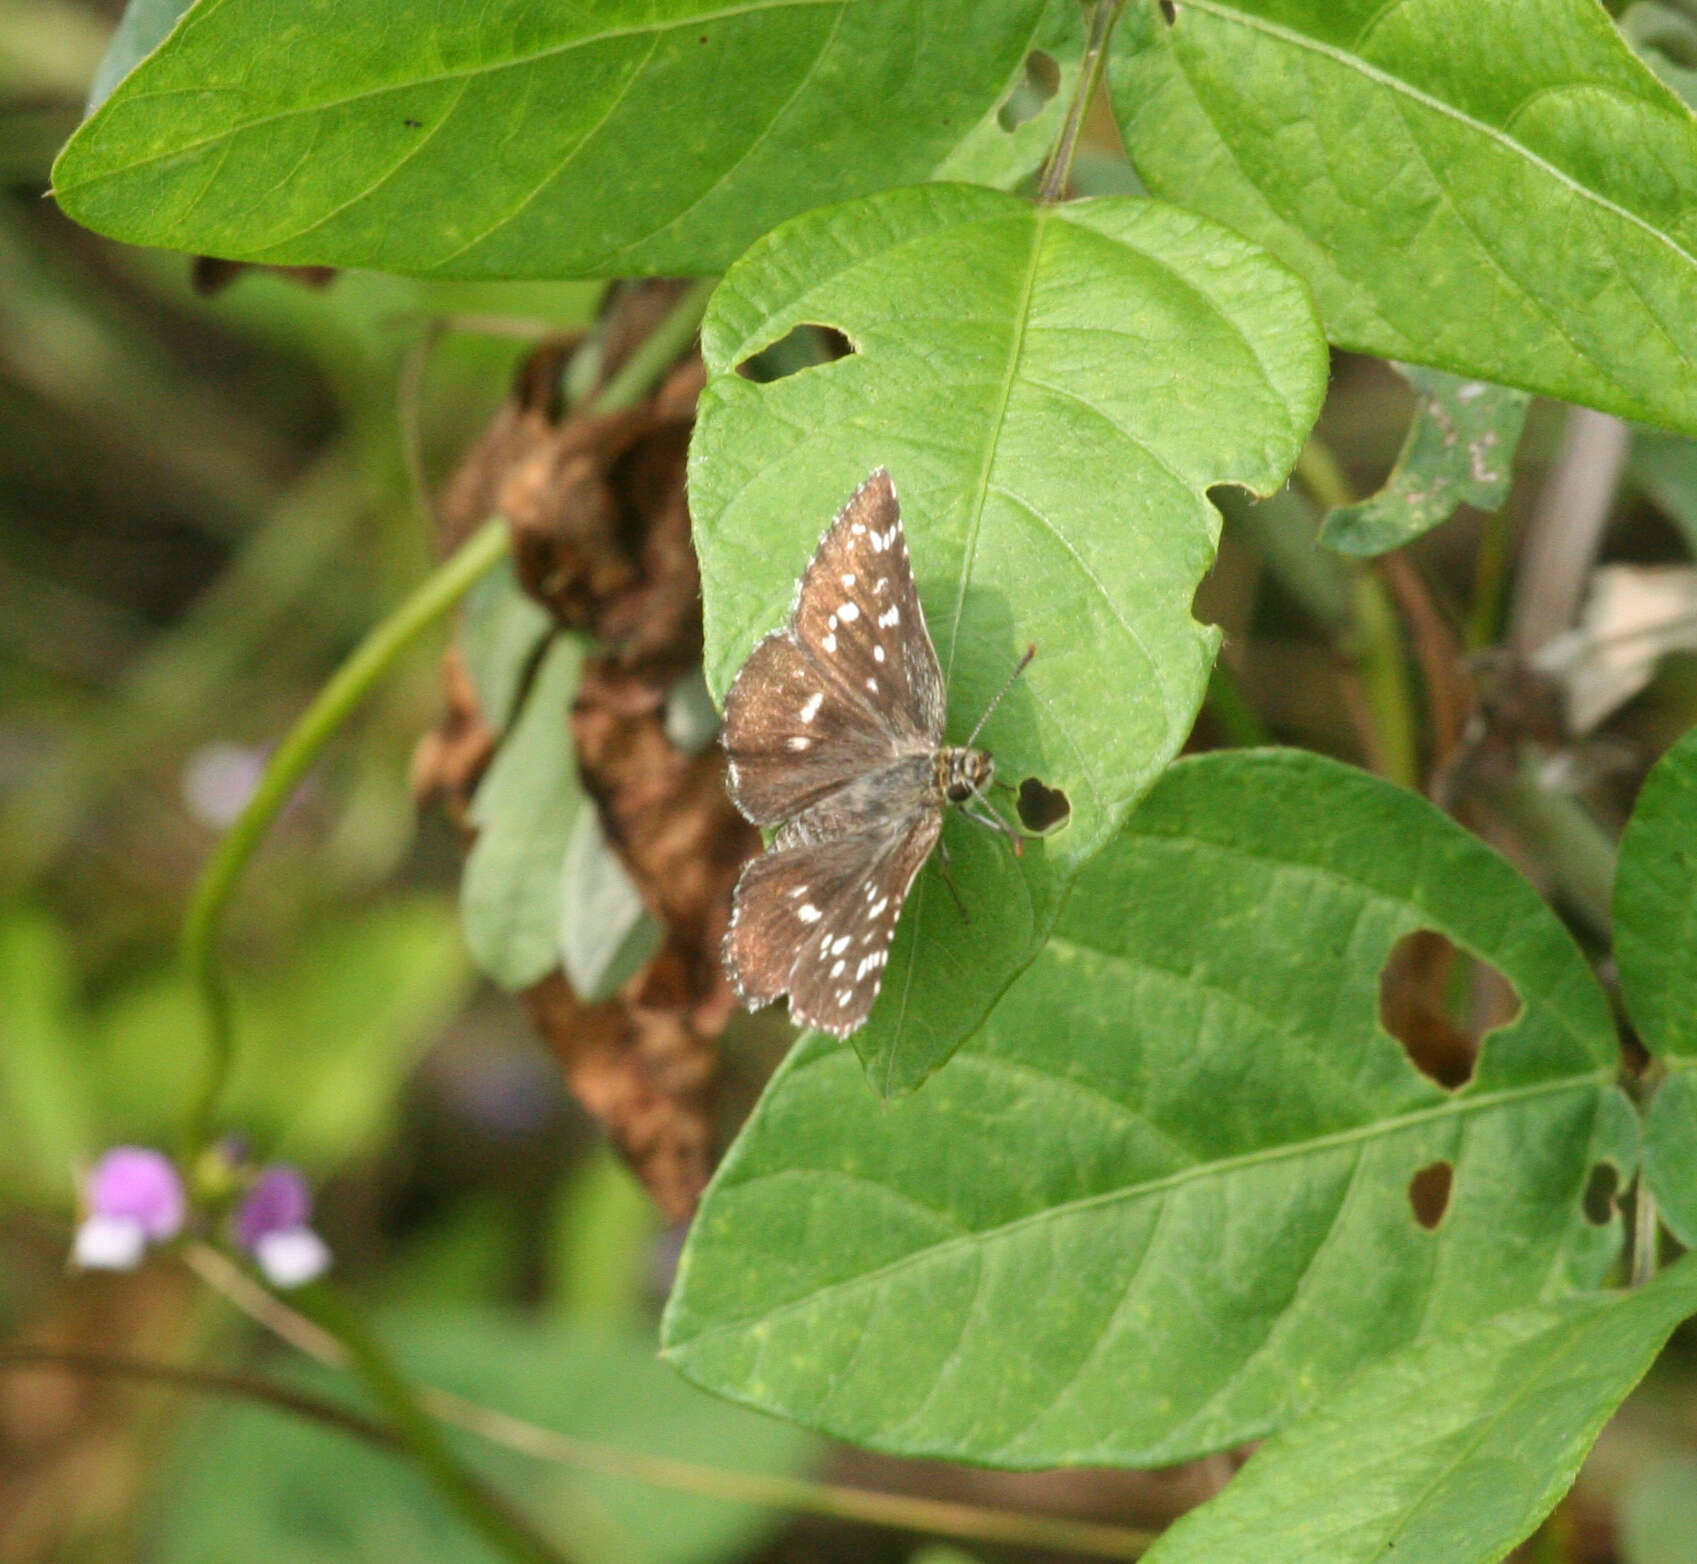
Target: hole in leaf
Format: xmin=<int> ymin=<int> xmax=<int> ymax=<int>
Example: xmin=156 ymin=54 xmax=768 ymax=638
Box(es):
xmin=1408 ymin=1161 xmax=1454 ymax=1229
xmin=1583 ymin=1163 xmax=1620 ymax=1226
xmin=997 ymin=50 xmax=1061 ymax=132
xmin=1015 ymin=777 xmax=1070 ymax=833
xmin=1378 ymin=929 xmax=1521 ymax=1091
xmin=734 ymin=324 xmax=852 ymax=383
xmin=1158 ymin=0 xmax=1177 ymax=22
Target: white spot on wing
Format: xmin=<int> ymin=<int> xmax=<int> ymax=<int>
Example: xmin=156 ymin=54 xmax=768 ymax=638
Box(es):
xmin=873 ymin=645 xmax=885 ymax=663
xmin=786 ymin=735 xmax=811 ymax=750
xmin=799 ymin=692 xmax=823 ymax=722
xmin=830 ymin=959 xmax=845 ymax=977
xmin=831 ymin=935 xmax=850 ymax=955
xmin=838 ymin=602 xmax=860 ymax=622
xmin=878 ymin=606 xmax=900 ymax=628
xmin=798 ymin=903 xmax=821 ymax=923
xmin=821 ymin=633 xmax=837 ymax=653
xmin=841 ymin=573 xmax=856 ymax=587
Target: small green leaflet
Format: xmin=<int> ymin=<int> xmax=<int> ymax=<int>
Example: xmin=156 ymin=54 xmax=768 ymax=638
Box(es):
xmin=1318 ymin=365 xmax=1529 ymax=556
xmin=461 ymin=635 xmax=583 ymax=990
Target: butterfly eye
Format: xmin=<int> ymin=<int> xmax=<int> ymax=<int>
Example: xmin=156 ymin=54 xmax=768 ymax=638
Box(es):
xmin=945 ymin=779 xmax=975 ymax=804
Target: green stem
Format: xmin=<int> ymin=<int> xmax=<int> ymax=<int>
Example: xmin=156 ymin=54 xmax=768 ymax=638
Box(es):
xmin=1475 ymin=748 xmax=1617 ymax=938
xmin=294 ymin=1286 xmax=573 ymax=1564
xmin=1633 ymin=1178 xmax=1660 ymax=1289
xmin=178 ymin=517 xmax=511 ymax=1165
xmin=1351 ymin=568 xmax=1419 ymax=789
xmin=177 ymin=278 xmax=717 ymax=1168
xmin=594 ymin=278 xmax=715 ymax=410
xmin=1037 ymin=0 xmax=1127 ymax=203
xmin=1293 ymin=438 xmax=1421 ymax=786
xmin=188 ymin=1244 xmax=1152 ymax=1561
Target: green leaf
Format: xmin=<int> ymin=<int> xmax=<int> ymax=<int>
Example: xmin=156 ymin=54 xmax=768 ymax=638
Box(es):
xmin=662 ymin=750 xmax=1635 ymax=1467
xmin=1110 ymin=0 xmax=1697 ymax=434
xmin=159 ymin=1313 xmax=819 ymax=1564
xmin=459 ymin=555 xmax=553 ymax=739
xmin=558 ymin=811 xmax=664 ymax=1002
xmin=931 ymin=1 xmax=1084 ymax=190
xmin=53 ymin=0 xmax=1058 ymax=280
xmin=1138 ymin=1253 xmax=1697 ymax=1564
xmin=1615 ymin=724 xmax=1697 ymax=1243
xmin=1318 ymin=366 xmax=1530 ymax=556
xmin=692 ymin=184 xmax=1325 ymax=1092
xmin=462 ymin=635 xmax=584 ymax=990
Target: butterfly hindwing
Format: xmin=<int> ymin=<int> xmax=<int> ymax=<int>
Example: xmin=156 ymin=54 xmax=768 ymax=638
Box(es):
xmin=724 ymin=807 xmax=943 ymax=1037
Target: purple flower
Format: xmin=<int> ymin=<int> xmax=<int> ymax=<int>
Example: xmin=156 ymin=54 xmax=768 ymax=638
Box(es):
xmin=73 ymin=1147 xmax=185 ymax=1271
xmin=234 ymin=1165 xmax=329 ymax=1288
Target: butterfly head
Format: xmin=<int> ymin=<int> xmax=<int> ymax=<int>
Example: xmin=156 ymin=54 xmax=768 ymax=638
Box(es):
xmin=938 ymin=746 xmax=994 ymax=805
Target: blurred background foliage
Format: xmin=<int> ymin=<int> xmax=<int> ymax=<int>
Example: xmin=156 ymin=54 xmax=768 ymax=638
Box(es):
xmin=9 ymin=2 xmax=1697 ymax=1562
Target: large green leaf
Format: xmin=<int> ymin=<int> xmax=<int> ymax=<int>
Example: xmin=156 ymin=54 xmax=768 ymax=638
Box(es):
xmin=662 ymin=750 xmax=1635 ymax=1466
xmin=691 ymin=184 xmax=1325 ymax=1091
xmin=1616 ymin=725 xmax=1697 ymax=1244
xmin=1111 ymin=0 xmax=1697 ymax=434
xmin=159 ymin=1313 xmax=818 ymax=1564
xmin=461 ymin=635 xmax=584 ymax=990
xmin=53 ymin=0 xmax=1060 ymax=280
xmin=1317 ymin=366 xmax=1529 ymax=557
xmin=1140 ymin=1253 xmax=1697 ymax=1564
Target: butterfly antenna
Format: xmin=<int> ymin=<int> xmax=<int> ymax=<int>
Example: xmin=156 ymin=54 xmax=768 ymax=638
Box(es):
xmin=964 ymin=642 xmax=1036 ymax=749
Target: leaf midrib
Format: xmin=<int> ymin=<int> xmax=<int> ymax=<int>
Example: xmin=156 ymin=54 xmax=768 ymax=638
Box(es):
xmin=671 ymin=1065 xmax=1613 ymax=1348
xmin=1178 ymin=0 xmax=1697 ymax=274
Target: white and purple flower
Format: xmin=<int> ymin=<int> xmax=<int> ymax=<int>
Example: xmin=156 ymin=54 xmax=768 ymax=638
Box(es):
xmin=73 ymin=1147 xmax=186 ymax=1270
xmin=233 ymin=1164 xmax=330 ymax=1289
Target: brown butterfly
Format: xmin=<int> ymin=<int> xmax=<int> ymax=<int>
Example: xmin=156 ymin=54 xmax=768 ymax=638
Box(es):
xmin=720 ymin=469 xmax=1028 ymax=1037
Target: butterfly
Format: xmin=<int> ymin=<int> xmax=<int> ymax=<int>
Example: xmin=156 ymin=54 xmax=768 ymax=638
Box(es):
xmin=720 ymin=468 xmax=1029 ymax=1037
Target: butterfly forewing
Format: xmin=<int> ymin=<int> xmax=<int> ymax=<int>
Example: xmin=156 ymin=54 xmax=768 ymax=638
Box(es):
xmin=722 ymin=630 xmax=904 ymax=826
xmin=787 ymin=469 xmax=947 ymax=746
xmin=725 ymin=808 xmax=943 ymax=1037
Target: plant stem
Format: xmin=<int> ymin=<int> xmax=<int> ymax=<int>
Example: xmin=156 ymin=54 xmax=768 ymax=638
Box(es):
xmin=0 ymin=1346 xmax=402 ymax=1452
xmin=291 ymin=1286 xmax=573 ymax=1564
xmin=1633 ymin=1179 xmax=1661 ymax=1288
xmin=177 ymin=278 xmax=717 ymax=1168
xmin=178 ymin=515 xmax=511 ymax=1166
xmin=1475 ymin=749 xmax=1617 ymax=938
xmin=186 ymin=1246 xmax=1152 ymax=1561
xmin=1037 ymin=0 xmax=1128 ymax=203
xmin=595 ymin=278 xmax=716 ymax=410
xmin=1292 ymin=438 xmax=1421 ymax=787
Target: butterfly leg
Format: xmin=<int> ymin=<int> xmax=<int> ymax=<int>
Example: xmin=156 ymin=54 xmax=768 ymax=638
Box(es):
xmin=934 ymin=836 xmax=971 ymax=921
xmin=960 ymin=793 xmax=1026 ymax=858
